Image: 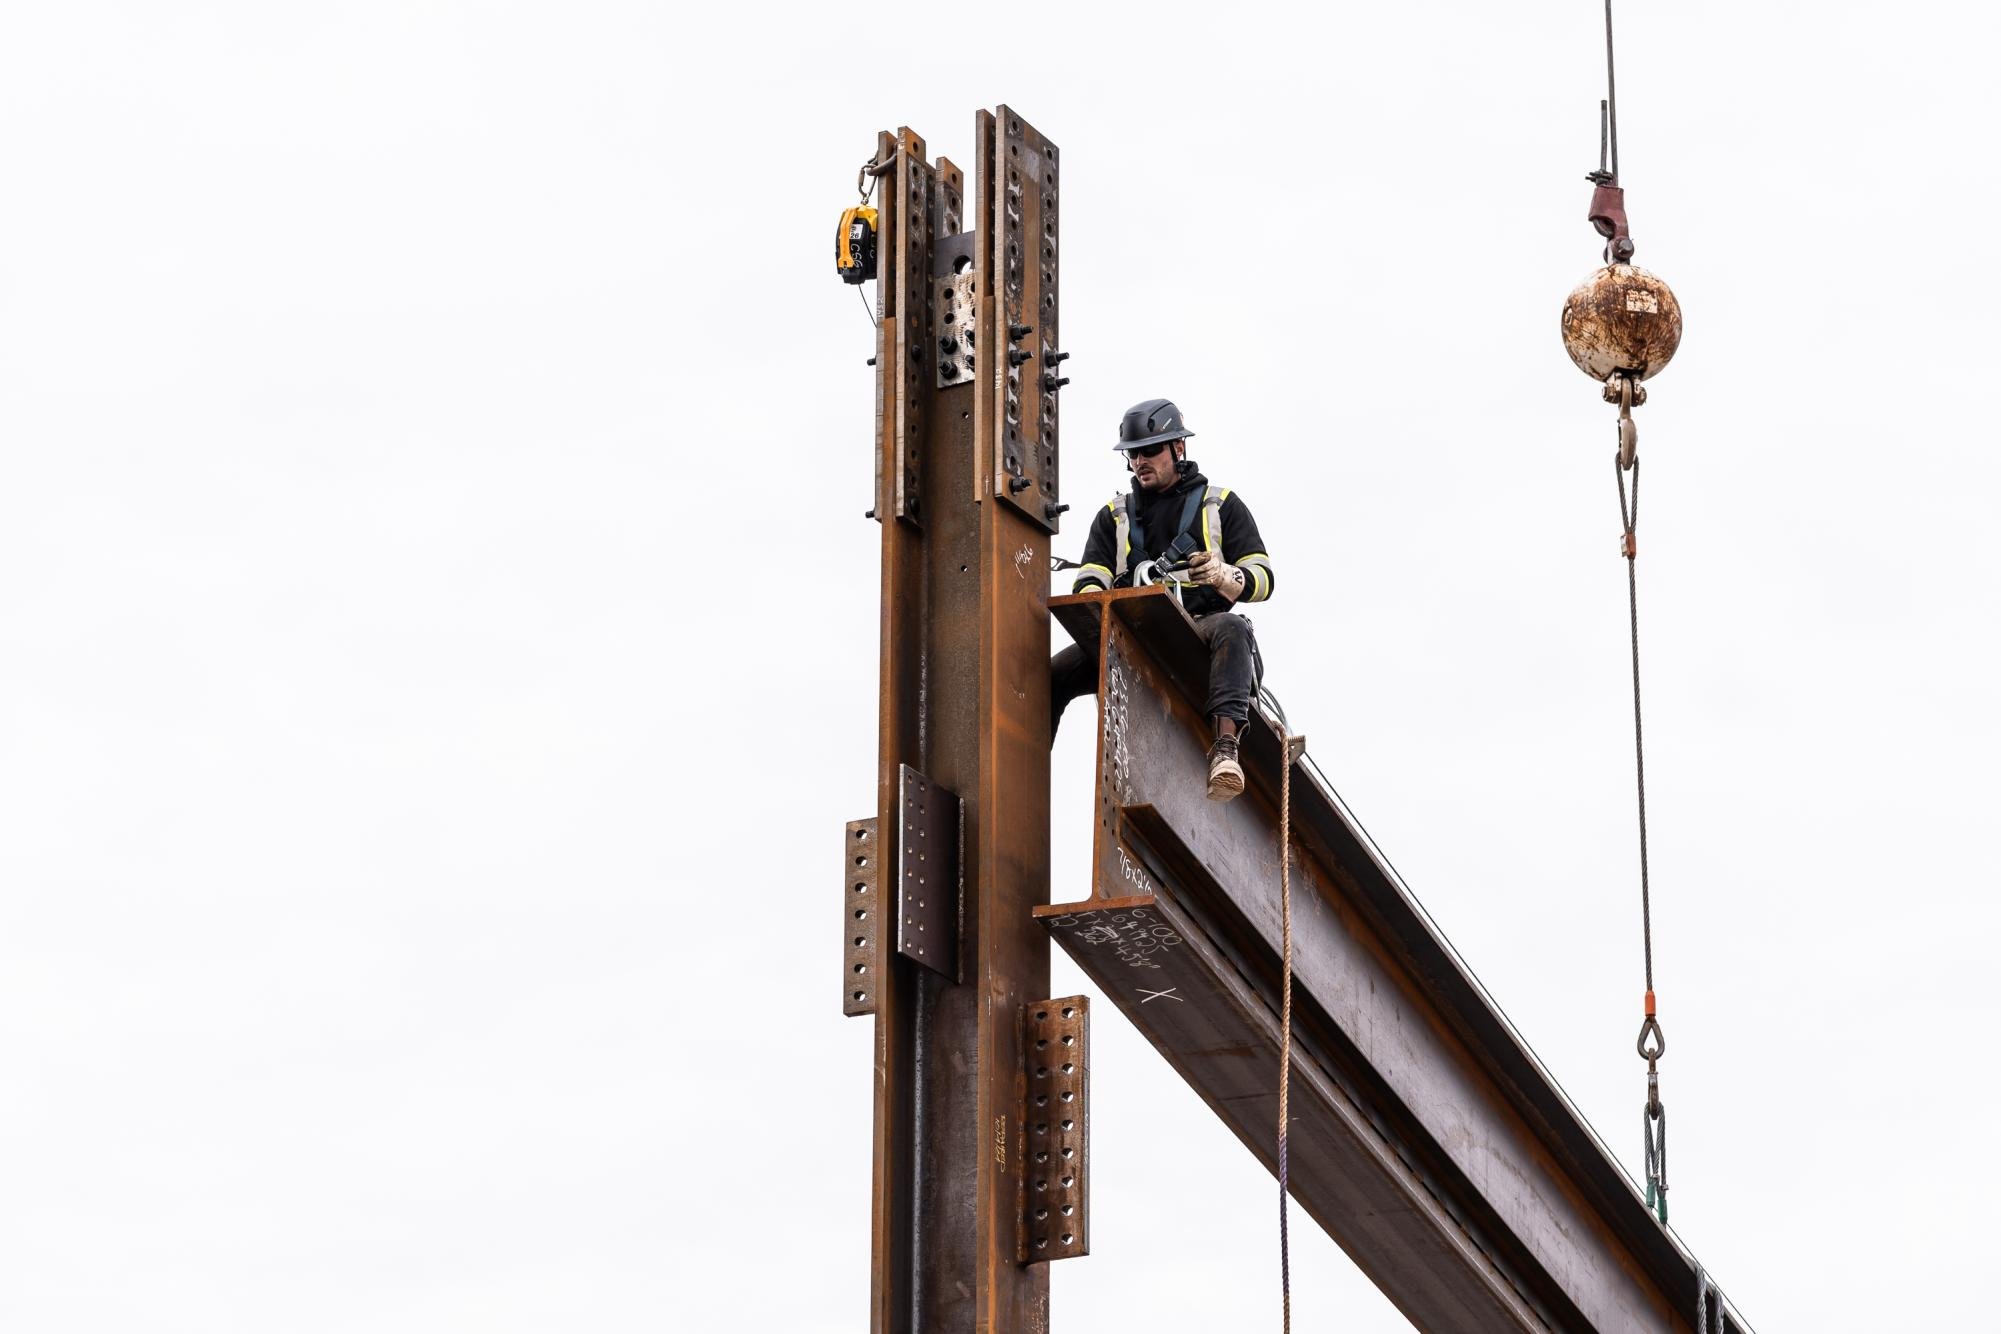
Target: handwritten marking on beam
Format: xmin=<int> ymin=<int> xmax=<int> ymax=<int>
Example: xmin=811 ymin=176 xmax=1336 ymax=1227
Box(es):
xmin=1045 ymin=906 xmax=1183 ymax=972
xmin=1103 ymin=648 xmax=1134 ymax=804
xmin=1138 ymin=986 xmax=1182 ymax=1004
xmin=1115 ymin=845 xmax=1156 ymax=897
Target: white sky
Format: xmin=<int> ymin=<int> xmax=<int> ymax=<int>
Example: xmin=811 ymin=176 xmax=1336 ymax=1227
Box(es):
xmin=2 ymin=3 xmax=1995 ymax=1330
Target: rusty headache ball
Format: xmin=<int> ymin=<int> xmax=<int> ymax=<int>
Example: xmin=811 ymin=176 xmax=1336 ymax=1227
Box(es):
xmin=1560 ymin=263 xmax=1683 ymax=383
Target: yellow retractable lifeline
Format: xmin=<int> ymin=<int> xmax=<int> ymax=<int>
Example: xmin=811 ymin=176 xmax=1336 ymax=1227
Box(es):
xmin=835 ymin=205 xmax=878 ymax=284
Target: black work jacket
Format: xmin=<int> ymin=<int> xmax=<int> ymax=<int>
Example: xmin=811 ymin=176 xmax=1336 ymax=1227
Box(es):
xmin=1070 ymin=462 xmax=1275 ymax=618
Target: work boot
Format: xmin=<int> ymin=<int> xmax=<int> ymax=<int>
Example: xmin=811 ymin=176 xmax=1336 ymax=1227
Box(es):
xmin=1206 ymin=733 xmax=1244 ymax=802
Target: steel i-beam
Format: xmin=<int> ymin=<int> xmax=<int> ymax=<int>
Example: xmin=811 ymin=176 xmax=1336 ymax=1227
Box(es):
xmin=1035 ymin=587 xmax=1752 ymax=1334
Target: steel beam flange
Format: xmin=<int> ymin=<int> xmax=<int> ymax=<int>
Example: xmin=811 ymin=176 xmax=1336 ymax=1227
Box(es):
xmin=895 ymin=765 xmax=961 ymax=978
xmin=842 ymin=818 xmax=880 ymax=1016
xmin=1019 ymin=996 xmax=1088 ymax=1263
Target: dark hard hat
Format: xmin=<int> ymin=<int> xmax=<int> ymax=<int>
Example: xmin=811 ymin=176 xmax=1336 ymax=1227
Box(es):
xmin=1115 ymin=398 xmax=1196 ymax=452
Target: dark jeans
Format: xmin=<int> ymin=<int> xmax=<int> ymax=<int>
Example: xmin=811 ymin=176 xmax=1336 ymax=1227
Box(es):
xmin=1050 ymin=613 xmax=1263 ymax=739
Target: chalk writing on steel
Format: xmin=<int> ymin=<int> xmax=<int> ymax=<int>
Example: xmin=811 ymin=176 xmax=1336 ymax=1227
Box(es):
xmin=1114 ymin=844 xmax=1156 ymax=898
xmin=1044 ymin=906 xmax=1183 ymax=972
xmin=1102 ymin=645 xmax=1134 ymax=805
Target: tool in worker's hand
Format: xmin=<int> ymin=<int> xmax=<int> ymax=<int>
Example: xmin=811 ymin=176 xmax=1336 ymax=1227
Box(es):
xmin=1185 ymin=549 xmax=1247 ymax=596
xmin=1159 ymin=532 xmax=1199 ymax=568
xmin=1139 ymin=533 xmax=1201 ymax=584
xmin=1128 ymin=539 xmax=1197 ymax=615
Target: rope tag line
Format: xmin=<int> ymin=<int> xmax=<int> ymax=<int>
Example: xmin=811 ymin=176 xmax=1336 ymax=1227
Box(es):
xmin=1276 ymin=729 xmax=1306 ymax=1333
xmin=1695 ymin=1266 xmax=1727 ymax=1333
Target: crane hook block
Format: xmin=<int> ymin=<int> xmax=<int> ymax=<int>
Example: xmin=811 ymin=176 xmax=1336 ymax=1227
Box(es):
xmin=1560 ymin=263 xmax=1683 ymax=386
xmin=836 ymin=205 xmax=879 ymax=285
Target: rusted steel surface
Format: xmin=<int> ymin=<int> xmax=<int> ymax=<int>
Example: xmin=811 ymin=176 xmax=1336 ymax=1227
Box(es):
xmin=1586 ymin=182 xmax=1633 ymax=259
xmin=844 ymin=818 xmax=880 ymax=1017
xmin=935 ymin=261 xmax=977 ymax=389
xmin=981 ymin=107 xmax=1062 ymax=532
xmin=1039 ymin=588 xmax=1750 ymax=1334
xmin=1560 ymin=262 xmax=1683 ymax=383
xmin=865 ymin=111 xmax=1058 ymax=1334
xmin=1017 ymin=997 xmax=1088 ymax=1264
xmin=1041 ymin=873 xmax=1550 ymax=1331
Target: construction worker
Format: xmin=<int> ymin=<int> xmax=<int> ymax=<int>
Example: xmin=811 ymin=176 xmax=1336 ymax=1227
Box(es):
xmin=1052 ymin=399 xmax=1275 ymax=801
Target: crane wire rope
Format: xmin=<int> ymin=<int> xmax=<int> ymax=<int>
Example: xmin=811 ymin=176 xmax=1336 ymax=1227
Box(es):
xmin=1602 ymin=0 xmax=1621 ymax=183
xmin=1591 ymin=0 xmax=1673 ymax=1224
xmin=1618 ymin=456 xmax=1654 ymax=999
xmin=1619 ymin=448 xmax=1669 ymax=1223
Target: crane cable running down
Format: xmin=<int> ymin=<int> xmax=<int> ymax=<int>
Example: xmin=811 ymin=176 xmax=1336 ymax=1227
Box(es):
xmin=1559 ymin=0 xmax=1684 ymax=1226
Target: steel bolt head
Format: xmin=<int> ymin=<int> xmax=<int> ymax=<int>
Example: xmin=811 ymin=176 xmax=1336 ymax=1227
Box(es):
xmin=1560 ymin=263 xmax=1683 ymax=384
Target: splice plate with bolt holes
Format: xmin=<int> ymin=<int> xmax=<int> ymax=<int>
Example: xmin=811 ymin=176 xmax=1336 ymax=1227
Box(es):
xmin=842 ymin=818 xmax=879 ymax=1017
xmin=897 ymin=765 xmax=961 ymax=979
xmin=1019 ymin=996 xmax=1088 ymax=1263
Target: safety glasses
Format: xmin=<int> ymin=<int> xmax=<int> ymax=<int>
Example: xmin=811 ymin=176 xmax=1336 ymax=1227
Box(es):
xmin=1121 ymin=441 xmax=1171 ymax=459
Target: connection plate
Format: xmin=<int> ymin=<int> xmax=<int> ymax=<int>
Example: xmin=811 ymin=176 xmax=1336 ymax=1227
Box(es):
xmin=935 ymin=259 xmax=977 ymax=389
xmin=975 ymin=106 xmax=1062 ymax=533
xmin=842 ymin=818 xmax=880 ymax=1016
xmin=896 ymin=765 xmax=961 ymax=979
xmin=1019 ymin=996 xmax=1088 ymax=1263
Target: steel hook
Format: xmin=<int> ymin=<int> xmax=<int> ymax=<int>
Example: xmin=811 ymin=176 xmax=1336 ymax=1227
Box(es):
xmin=1616 ymin=375 xmax=1638 ymax=471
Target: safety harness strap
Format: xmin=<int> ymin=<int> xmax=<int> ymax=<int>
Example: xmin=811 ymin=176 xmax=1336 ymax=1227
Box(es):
xmin=1199 ymin=485 xmax=1225 ymax=552
xmin=1110 ymin=497 xmax=1131 ymax=580
xmin=1117 ymin=484 xmax=1224 ymax=576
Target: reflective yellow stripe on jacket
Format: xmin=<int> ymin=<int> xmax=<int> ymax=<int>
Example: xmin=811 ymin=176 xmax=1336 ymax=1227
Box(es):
xmin=1236 ymin=551 xmax=1273 ymax=602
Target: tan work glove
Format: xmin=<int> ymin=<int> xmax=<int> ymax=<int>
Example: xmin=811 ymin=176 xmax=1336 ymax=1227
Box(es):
xmin=1185 ymin=550 xmax=1247 ymax=602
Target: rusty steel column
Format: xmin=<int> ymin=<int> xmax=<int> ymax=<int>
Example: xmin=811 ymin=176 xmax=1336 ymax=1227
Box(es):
xmin=860 ymin=108 xmax=1063 ymax=1334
